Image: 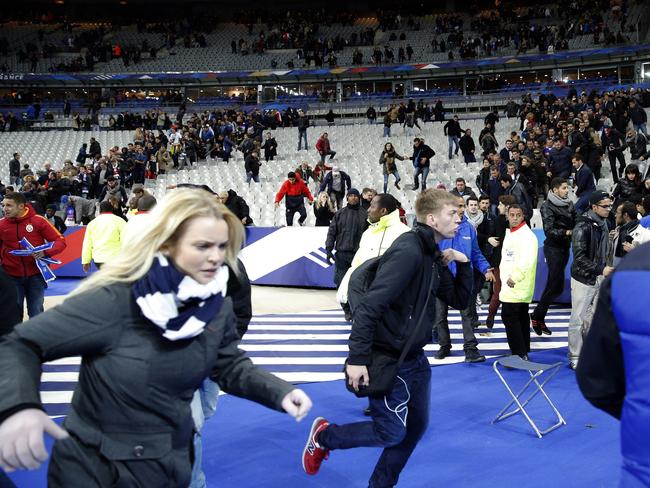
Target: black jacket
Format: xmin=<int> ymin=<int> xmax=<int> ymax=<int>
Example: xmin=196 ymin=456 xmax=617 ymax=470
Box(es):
xmin=459 ymin=134 xmax=475 ymax=155
xmin=297 ymin=116 xmax=309 ymax=132
xmin=244 ymin=155 xmax=261 ymax=176
xmin=540 ymin=198 xmax=576 ymax=248
xmin=313 ymin=204 xmax=335 ymax=227
xmin=0 ymin=284 xmax=292 ymax=487
xmin=612 ymin=178 xmax=642 ymax=202
xmin=571 ymin=214 xmax=607 ymax=285
xmin=9 ymin=158 xmax=20 ymax=177
xmin=261 ymin=137 xmax=277 ymax=159
xmin=347 ymin=223 xmax=471 ymax=365
xmin=229 ymin=259 xmax=253 ymax=338
xmin=444 ymin=119 xmax=463 ymax=137
xmin=224 ymin=189 xmax=253 ymax=225
xmin=411 ymin=144 xmax=435 ymax=168
xmin=476 ymin=213 xmax=495 ymax=260
xmin=325 ymin=204 xmax=366 ymax=253
xmin=626 ymin=133 xmax=648 ymax=160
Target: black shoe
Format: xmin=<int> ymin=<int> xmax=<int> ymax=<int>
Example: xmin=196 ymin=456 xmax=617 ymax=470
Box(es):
xmin=485 ymin=317 xmax=494 ymax=330
xmin=530 ymin=314 xmax=543 ymax=336
xmin=363 ymin=407 xmax=372 ymax=416
xmin=464 ymin=349 xmax=486 ymax=363
xmin=471 ymin=322 xmax=481 ymax=329
xmin=411 ymin=185 xmax=419 ymax=191
xmin=435 ymin=346 xmax=451 ymax=360
xmin=395 ymin=181 xmax=401 ymax=190
xmin=344 ymin=312 xmax=352 ymax=322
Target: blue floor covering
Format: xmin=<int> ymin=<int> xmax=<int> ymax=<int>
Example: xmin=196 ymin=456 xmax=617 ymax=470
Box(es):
xmin=8 ymin=347 xmax=620 ymax=488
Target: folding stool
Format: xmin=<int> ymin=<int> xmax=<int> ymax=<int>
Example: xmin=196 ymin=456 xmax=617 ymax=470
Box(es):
xmin=492 ymin=355 xmax=567 ymax=438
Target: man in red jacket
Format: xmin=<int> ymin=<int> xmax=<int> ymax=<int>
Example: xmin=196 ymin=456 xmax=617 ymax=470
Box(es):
xmin=0 ymin=192 xmax=67 ymax=318
xmin=275 ymin=172 xmax=314 ymax=226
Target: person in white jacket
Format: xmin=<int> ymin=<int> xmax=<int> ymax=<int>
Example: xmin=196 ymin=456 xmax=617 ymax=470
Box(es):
xmin=499 ymin=204 xmax=539 ymax=359
xmin=337 ymin=194 xmax=410 ymax=318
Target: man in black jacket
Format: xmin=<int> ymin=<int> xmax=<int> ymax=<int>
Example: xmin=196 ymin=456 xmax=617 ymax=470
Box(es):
xmin=409 ymin=138 xmax=435 ymax=191
xmin=568 ymin=190 xmax=615 ymax=369
xmin=303 ymin=189 xmax=472 ymax=486
xmin=530 ymin=178 xmax=576 ymax=335
xmin=443 ymin=115 xmax=463 ymax=160
xmin=602 ymin=125 xmax=626 ymax=183
xmin=499 ymin=175 xmax=532 ymax=221
xmin=325 ymin=189 xmax=366 ymax=289
xmin=219 ymin=190 xmax=253 ymax=226
xmin=459 ymin=128 xmax=476 ymax=164
xmin=297 ymin=110 xmax=310 ymax=150
xmin=8 ymin=153 xmax=20 ymax=186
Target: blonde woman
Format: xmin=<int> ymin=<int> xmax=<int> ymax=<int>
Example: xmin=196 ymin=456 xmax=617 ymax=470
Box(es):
xmin=313 ymin=191 xmax=336 ymax=226
xmin=0 ymin=189 xmax=311 ymax=487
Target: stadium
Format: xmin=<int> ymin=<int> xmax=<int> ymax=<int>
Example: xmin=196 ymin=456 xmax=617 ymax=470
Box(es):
xmin=1 ymin=0 xmax=649 ymax=486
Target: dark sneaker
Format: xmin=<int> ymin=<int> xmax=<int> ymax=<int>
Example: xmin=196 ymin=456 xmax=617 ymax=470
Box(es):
xmin=302 ymin=417 xmax=330 ymax=475
xmin=485 ymin=317 xmax=494 ymax=330
xmin=540 ymin=324 xmax=552 ymax=335
xmin=363 ymin=407 xmax=372 ymax=416
xmin=395 ymin=181 xmax=401 ymax=190
xmin=344 ymin=312 xmax=353 ymax=322
xmin=530 ymin=314 xmax=543 ymax=336
xmin=464 ymin=349 xmax=486 ymax=363
xmin=435 ymin=346 xmax=451 ymax=360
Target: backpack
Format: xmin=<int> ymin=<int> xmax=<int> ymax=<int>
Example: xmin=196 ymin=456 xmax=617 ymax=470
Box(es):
xmin=347 ymin=255 xmax=382 ymax=317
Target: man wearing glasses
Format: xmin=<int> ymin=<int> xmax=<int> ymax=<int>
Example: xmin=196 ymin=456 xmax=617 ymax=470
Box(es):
xmin=568 ymin=190 xmax=615 ymax=370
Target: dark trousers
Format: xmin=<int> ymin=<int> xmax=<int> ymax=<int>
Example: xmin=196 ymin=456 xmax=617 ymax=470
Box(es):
xmin=286 ymin=204 xmax=307 ymax=226
xmin=608 ymin=150 xmax=626 ymax=183
xmin=532 ymin=245 xmax=570 ymax=322
xmin=10 ymin=274 xmax=46 ymax=320
xmin=434 ymin=297 xmax=479 ymax=351
xmin=501 ymin=302 xmax=531 ymax=357
xmin=333 ymin=251 xmax=355 ymax=288
xmin=319 ymin=353 xmax=431 ymax=488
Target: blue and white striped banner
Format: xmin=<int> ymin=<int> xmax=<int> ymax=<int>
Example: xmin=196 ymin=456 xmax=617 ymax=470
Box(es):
xmin=40 ymin=305 xmax=570 ymax=418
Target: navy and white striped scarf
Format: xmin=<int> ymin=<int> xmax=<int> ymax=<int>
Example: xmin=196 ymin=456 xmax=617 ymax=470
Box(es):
xmin=133 ymin=253 xmax=229 ymax=341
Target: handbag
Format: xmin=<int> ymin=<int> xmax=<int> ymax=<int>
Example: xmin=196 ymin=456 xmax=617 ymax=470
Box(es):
xmin=344 ymin=263 xmax=436 ymax=398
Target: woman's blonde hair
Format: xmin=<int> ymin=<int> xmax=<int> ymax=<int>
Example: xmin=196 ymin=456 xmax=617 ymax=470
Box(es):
xmin=72 ymin=188 xmax=244 ymax=296
xmin=315 ymin=191 xmax=335 ymax=212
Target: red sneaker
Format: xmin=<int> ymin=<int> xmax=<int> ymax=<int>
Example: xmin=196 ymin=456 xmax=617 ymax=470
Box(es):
xmin=302 ymin=417 xmax=330 ymax=475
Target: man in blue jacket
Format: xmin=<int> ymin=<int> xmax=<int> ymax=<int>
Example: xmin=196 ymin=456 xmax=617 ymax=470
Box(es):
xmin=572 ymin=154 xmax=596 ymax=214
xmin=434 ymin=196 xmax=494 ymax=362
xmin=547 ymin=139 xmax=573 ymax=179
xmin=577 ymin=243 xmax=650 ymax=487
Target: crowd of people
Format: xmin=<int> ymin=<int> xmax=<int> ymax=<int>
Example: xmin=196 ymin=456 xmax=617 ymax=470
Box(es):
xmin=1 ymin=0 xmax=644 ymax=74
xmin=1 ymin=79 xmax=650 ymax=487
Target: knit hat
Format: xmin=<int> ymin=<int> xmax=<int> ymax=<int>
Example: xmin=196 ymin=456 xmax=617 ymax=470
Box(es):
xmin=347 ymin=188 xmax=360 ymax=197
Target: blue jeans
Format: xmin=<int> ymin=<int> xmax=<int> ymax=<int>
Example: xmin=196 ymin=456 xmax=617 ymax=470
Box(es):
xmin=634 ymin=123 xmax=647 ymax=137
xmin=298 ymin=131 xmax=308 ymax=150
xmin=383 ymin=171 xmax=401 ymax=192
xmin=189 ymin=378 xmax=221 ymax=488
xmin=319 ymin=353 xmax=431 ymax=488
xmin=448 ymin=136 xmax=460 ymax=159
xmin=11 ymin=274 xmax=46 ymax=319
xmin=413 ymin=166 xmax=429 ymax=190
xmin=320 ymin=150 xmax=336 ymax=163
xmin=246 ymin=172 xmax=260 ymax=184
xmin=383 ymin=126 xmax=391 ymax=137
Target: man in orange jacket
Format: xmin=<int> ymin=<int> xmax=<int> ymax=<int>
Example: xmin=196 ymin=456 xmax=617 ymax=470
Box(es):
xmin=0 ymin=192 xmax=66 ymax=318
xmin=275 ymin=172 xmax=314 ymax=226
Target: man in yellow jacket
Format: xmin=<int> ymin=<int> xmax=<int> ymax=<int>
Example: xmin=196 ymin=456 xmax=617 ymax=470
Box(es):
xmin=499 ymin=204 xmax=538 ymax=359
xmin=81 ymin=201 xmax=126 ymax=272
xmin=336 ymin=194 xmax=410 ymax=316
